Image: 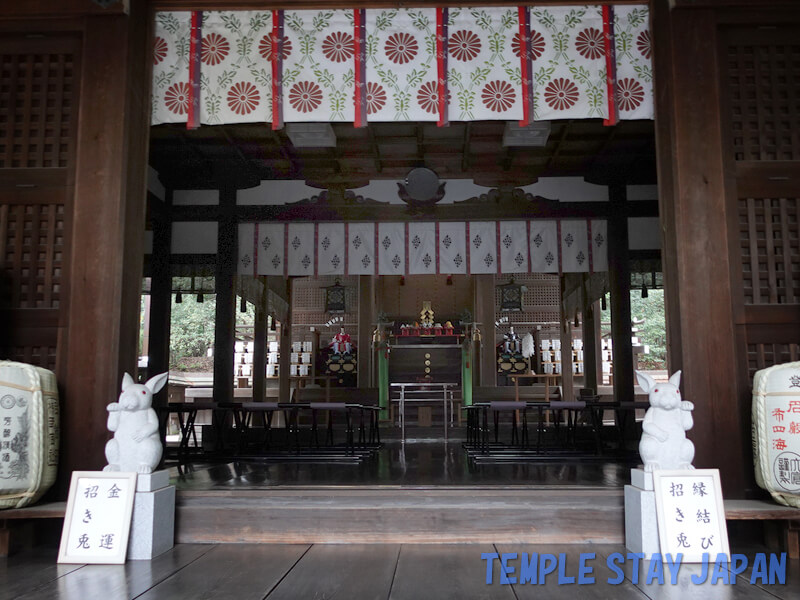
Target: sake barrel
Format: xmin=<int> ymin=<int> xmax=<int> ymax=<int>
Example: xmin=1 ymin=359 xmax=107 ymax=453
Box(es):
xmin=0 ymin=361 xmax=59 ymax=509
xmin=752 ymin=361 xmax=800 ymax=507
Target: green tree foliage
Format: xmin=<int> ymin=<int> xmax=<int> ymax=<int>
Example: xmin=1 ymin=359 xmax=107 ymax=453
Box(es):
xmin=629 ymin=289 xmax=667 ymax=369
xmin=170 ymin=295 xmax=217 ymax=366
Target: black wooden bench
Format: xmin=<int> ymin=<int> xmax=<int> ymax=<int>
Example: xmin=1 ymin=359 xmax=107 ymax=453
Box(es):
xmin=0 ymin=501 xmax=66 ymax=556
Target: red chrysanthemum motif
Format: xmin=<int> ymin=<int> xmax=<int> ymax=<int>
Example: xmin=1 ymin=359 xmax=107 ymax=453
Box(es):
xmin=258 ymin=35 xmax=292 ymax=61
xmin=544 ymin=77 xmax=579 ymax=111
xmin=227 ymin=81 xmax=260 ymax=115
xmin=481 ymin=80 xmax=516 ymax=113
xmin=365 ymin=82 xmax=387 ymax=115
xmin=164 ymin=82 xmax=190 ymax=114
xmin=637 ymin=30 xmax=652 ymax=60
xmin=385 ymin=32 xmax=418 ymax=65
xmin=511 ymin=30 xmax=546 ymax=60
xmin=575 ymin=27 xmax=604 ymax=60
xmin=153 ymin=36 xmax=168 ymax=65
xmin=416 ymin=81 xmax=451 ymax=113
xmin=448 ymin=30 xmax=481 ymax=62
xmin=616 ymin=77 xmax=645 ymax=112
xmin=322 ymin=31 xmax=354 ymax=63
xmin=289 ymin=81 xmax=323 ymax=113
xmin=201 ymin=32 xmax=230 ymax=66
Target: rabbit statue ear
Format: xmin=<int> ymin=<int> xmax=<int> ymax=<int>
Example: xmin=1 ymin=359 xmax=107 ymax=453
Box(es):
xmin=668 ymin=370 xmax=682 ymax=388
xmin=144 ymin=372 xmax=169 ymax=395
xmin=121 ymin=373 xmax=135 ymax=391
xmin=635 ymin=370 xmax=655 ymax=393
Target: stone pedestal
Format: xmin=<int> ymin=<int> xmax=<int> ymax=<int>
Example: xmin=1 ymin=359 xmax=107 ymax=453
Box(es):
xmin=127 ymin=470 xmax=175 ymax=560
xmin=624 ymin=468 xmax=660 ymax=558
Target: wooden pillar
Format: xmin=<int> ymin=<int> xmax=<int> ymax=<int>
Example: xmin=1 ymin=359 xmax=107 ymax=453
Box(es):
xmin=559 ymin=279 xmax=575 ymax=402
xmin=279 ymin=279 xmax=292 ymax=403
xmin=147 ymin=192 xmax=172 ymax=407
xmin=583 ymin=301 xmax=599 ymax=393
xmin=357 ymin=275 xmax=375 ymax=388
xmin=252 ymin=277 xmax=268 ymax=402
xmin=213 ymin=187 xmax=237 ymax=403
xmin=62 ymin=5 xmax=151 ymax=476
xmin=608 ymin=185 xmax=634 ymax=404
xmin=653 ymin=1 xmax=745 ymax=494
xmin=474 ymin=275 xmax=496 ymax=387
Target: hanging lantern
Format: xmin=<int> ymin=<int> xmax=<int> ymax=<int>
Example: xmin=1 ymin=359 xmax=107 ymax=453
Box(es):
xmin=175 ymin=291 xmax=182 ymax=304
xmin=196 ymin=293 xmax=204 ymax=303
xmin=601 ymin=294 xmax=607 ymax=311
xmin=240 ymin=296 xmax=247 ymax=313
xmin=498 ymin=278 xmax=523 ymax=312
xmin=324 ymin=280 xmax=346 ymax=313
xmin=641 ymin=281 xmax=648 ymax=299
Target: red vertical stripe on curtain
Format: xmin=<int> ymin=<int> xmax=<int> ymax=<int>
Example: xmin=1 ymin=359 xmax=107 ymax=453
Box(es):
xmin=187 ymin=11 xmax=202 ymax=130
xmin=602 ymin=5 xmax=618 ymax=126
xmin=518 ymin=6 xmax=533 ymax=127
xmin=436 ymin=8 xmax=449 ymax=128
xmin=587 ymin=220 xmax=594 ymax=274
xmin=354 ymin=9 xmax=367 ymax=128
xmin=271 ymin=10 xmax=284 ymax=130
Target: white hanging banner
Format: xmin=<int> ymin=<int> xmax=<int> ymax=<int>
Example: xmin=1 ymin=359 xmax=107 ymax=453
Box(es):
xmin=287 ymin=223 xmax=315 ymax=275
xmin=257 ymin=222 xmax=285 ymax=276
xmin=378 ymin=222 xmax=406 ymax=275
xmin=561 ymin=219 xmax=590 ymax=273
xmin=317 ymin=222 xmax=345 ymax=276
xmin=469 ymin=221 xmax=497 ymax=274
xmin=590 ymin=219 xmax=608 ymax=272
xmin=499 ymin=221 xmax=528 ymax=274
xmin=347 ymin=222 xmax=376 ymax=275
xmin=237 ymin=223 xmax=256 ymax=275
xmin=439 ymin=221 xmax=467 ymax=274
xmin=408 ymin=222 xmax=437 ymax=275
xmin=529 ymin=220 xmax=559 ymax=273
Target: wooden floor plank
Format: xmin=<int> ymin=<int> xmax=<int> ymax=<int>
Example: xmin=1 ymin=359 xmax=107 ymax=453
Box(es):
xmin=594 ymin=545 xmax=784 ymax=600
xmin=725 ymin=548 xmax=800 ymax=600
xmin=10 ymin=544 xmax=213 ymax=600
xmin=495 ymin=544 xmax=650 ymax=600
xmin=389 ymin=544 xmax=516 ymax=600
xmin=0 ymin=546 xmax=83 ymax=600
xmin=266 ymin=544 xmax=400 ymax=600
xmin=136 ymin=544 xmax=309 ymax=600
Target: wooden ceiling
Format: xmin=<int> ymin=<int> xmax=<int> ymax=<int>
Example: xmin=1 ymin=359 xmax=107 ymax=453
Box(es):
xmin=148 ymin=118 xmax=656 ymax=190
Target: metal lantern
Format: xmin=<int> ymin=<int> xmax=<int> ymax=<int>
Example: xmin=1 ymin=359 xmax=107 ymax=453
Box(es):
xmin=324 ymin=280 xmax=346 ymax=313
xmin=498 ymin=278 xmax=524 ymax=312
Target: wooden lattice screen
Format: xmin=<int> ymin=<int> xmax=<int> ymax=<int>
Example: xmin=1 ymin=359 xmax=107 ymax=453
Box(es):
xmin=0 ymin=37 xmax=79 ymax=374
xmin=726 ymin=26 xmax=800 ymax=382
xmin=738 ymin=197 xmax=800 ymax=305
xmin=0 ymin=47 xmax=76 ymax=168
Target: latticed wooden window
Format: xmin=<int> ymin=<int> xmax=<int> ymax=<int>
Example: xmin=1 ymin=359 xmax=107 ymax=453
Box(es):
xmin=727 ymin=37 xmax=800 ymax=162
xmin=0 ymin=49 xmax=76 ymax=168
xmin=738 ymin=197 xmax=800 ymax=305
xmin=0 ymin=202 xmax=66 ymax=309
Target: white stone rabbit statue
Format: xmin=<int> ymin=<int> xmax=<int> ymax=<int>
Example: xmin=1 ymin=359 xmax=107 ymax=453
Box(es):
xmin=636 ymin=370 xmax=695 ymax=472
xmin=104 ymin=372 xmax=168 ymax=474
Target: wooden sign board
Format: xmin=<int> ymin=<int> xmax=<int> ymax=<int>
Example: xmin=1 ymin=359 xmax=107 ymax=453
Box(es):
xmin=653 ymin=469 xmax=730 ymax=563
xmin=57 ymin=471 xmax=137 ymax=564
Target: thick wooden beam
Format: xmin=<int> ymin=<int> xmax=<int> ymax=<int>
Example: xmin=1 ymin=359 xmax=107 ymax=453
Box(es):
xmin=278 ymin=280 xmax=292 ymax=403
xmin=147 ymin=190 xmax=172 ymax=407
xmin=474 ymin=275 xmax=496 ymax=387
xmin=213 ymin=187 xmax=237 ymax=403
xmin=559 ymin=317 xmax=575 ymax=402
xmin=252 ymin=277 xmax=268 ymax=402
xmin=653 ymin=2 xmax=746 ymax=495
xmin=582 ymin=301 xmax=600 ymax=393
xmin=62 ymin=6 xmax=151 ymax=478
xmin=168 ymin=199 xmax=660 ymax=223
xmin=607 ymin=186 xmax=633 ymax=404
xmin=357 ymin=275 xmax=375 ymax=388
xmin=152 ymin=0 xmax=648 ymax=9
